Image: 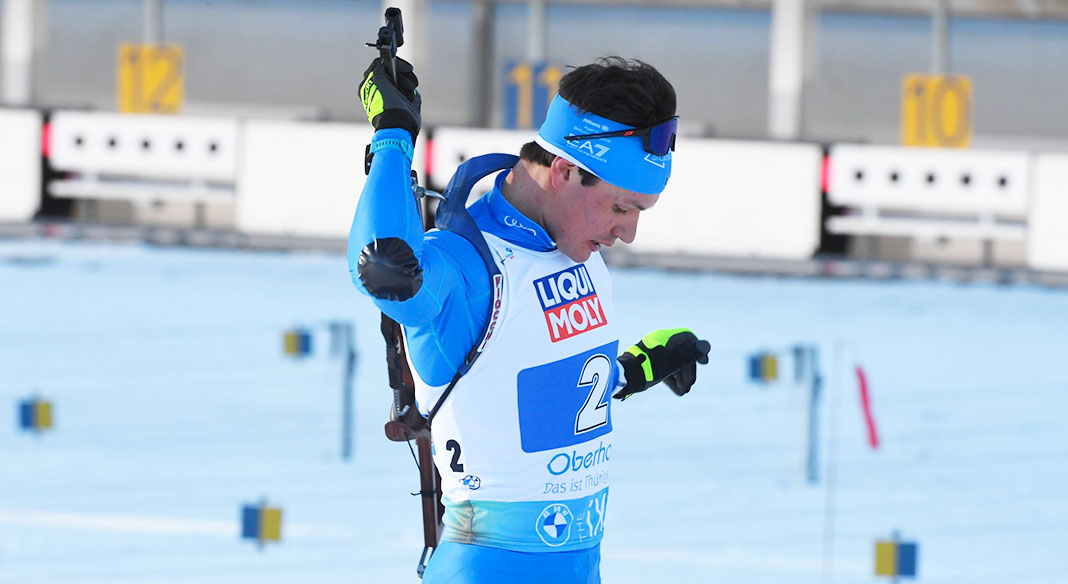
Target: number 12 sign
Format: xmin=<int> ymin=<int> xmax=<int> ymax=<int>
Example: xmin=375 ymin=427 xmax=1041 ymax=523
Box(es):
xmin=118 ymin=44 xmax=184 ymax=114
xmin=502 ymin=60 xmax=564 ymax=130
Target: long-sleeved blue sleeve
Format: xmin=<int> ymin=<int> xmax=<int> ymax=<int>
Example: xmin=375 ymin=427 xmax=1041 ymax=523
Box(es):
xmin=348 ymin=128 xmax=490 ymax=386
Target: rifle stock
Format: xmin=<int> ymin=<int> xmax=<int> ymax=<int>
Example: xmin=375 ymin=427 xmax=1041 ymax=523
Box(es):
xmin=381 ymin=313 xmax=443 ymax=576
xmin=416 ymin=436 xmax=444 ymax=547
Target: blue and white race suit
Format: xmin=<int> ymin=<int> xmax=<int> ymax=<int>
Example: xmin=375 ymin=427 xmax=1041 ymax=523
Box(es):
xmin=349 ymin=129 xmax=620 ymax=582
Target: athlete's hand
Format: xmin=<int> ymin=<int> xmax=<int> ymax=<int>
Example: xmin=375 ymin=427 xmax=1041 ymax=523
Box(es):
xmin=359 ymin=57 xmax=421 ymax=140
xmin=613 ymin=328 xmax=711 ymax=400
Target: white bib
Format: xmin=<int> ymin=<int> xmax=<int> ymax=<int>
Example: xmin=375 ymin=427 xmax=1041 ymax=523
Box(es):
xmin=410 ymin=232 xmax=619 ymax=552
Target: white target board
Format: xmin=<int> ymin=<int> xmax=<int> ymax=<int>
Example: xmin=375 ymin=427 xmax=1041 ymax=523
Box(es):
xmin=0 ymin=108 xmax=41 ymax=221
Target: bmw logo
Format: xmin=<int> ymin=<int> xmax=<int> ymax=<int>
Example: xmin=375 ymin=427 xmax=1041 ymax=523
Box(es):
xmin=536 ymin=504 xmax=573 ymax=547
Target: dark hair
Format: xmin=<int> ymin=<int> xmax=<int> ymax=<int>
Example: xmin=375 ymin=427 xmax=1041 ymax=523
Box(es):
xmin=558 ymin=56 xmax=676 ymax=128
xmin=519 ymin=56 xmax=676 ymax=184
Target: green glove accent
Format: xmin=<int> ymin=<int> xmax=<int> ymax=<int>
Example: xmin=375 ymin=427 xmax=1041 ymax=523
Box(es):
xmin=359 ymin=57 xmax=421 ymax=140
xmin=614 ymin=328 xmax=711 ymax=401
xmin=360 ymin=75 xmax=385 ymax=122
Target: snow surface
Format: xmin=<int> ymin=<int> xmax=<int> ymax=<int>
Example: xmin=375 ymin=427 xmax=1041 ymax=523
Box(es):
xmin=1 ymin=239 xmax=1065 ymax=583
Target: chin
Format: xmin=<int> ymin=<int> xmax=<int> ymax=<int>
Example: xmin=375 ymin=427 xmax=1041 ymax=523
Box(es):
xmin=561 ymin=246 xmax=591 ymax=263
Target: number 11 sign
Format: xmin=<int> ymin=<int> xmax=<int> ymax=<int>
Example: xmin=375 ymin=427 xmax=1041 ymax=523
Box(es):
xmin=502 ymin=60 xmax=564 ymax=130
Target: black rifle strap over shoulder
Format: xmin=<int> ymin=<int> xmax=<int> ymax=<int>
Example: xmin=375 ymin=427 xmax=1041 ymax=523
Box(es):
xmin=380 ymin=154 xmax=518 ymax=577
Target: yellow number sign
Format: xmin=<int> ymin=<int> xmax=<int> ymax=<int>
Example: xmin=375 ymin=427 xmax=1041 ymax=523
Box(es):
xmin=506 ymin=62 xmax=535 ymax=129
xmin=503 ymin=61 xmax=563 ymax=129
xmin=118 ymin=44 xmax=184 ymax=114
xmin=901 ymin=74 xmax=972 ymax=148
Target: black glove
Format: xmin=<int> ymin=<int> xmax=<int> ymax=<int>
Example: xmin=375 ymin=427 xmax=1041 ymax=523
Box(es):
xmin=613 ymin=328 xmax=711 ymax=401
xmin=359 ymin=57 xmax=421 ymax=140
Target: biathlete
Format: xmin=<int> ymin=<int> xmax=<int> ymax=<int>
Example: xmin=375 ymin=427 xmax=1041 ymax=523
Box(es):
xmin=349 ymin=54 xmax=711 ymax=583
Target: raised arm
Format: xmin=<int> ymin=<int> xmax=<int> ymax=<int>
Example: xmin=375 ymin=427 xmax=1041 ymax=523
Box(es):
xmin=348 ymin=57 xmax=490 ymax=384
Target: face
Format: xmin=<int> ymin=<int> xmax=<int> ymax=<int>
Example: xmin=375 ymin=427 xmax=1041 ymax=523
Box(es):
xmin=543 ymin=159 xmax=660 ymax=263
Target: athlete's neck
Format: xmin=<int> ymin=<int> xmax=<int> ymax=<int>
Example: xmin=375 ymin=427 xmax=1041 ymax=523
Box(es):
xmin=500 ymin=159 xmax=550 ymax=231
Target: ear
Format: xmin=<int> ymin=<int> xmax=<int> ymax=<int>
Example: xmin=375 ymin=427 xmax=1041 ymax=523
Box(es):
xmin=549 ymin=156 xmax=579 ymax=190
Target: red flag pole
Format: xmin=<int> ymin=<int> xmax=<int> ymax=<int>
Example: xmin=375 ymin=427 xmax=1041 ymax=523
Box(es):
xmin=856 ymin=365 xmax=880 ymax=449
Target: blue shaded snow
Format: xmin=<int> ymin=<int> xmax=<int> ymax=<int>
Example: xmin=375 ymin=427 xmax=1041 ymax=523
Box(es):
xmin=1 ymin=240 xmax=1065 ymax=583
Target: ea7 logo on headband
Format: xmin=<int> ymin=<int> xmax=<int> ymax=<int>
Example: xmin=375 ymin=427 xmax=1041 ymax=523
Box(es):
xmin=534 ymin=265 xmax=608 ymax=342
xmin=568 ymin=140 xmax=610 ymax=160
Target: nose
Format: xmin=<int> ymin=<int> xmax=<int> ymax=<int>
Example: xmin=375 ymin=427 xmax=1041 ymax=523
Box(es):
xmin=611 ymin=213 xmax=640 ymax=244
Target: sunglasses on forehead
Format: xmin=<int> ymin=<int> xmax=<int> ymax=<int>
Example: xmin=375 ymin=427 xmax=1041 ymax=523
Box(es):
xmin=563 ymin=116 xmax=678 ymax=156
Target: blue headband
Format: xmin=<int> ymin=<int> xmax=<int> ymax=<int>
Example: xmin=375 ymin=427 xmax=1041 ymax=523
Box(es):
xmin=536 ymin=95 xmax=672 ymax=195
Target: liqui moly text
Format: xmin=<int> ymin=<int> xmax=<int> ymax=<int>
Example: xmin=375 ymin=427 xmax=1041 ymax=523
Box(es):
xmin=534 ymin=265 xmax=607 ymax=342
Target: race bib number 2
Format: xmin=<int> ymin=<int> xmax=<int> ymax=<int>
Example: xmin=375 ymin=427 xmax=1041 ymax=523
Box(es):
xmin=516 ymin=341 xmax=617 ymax=453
